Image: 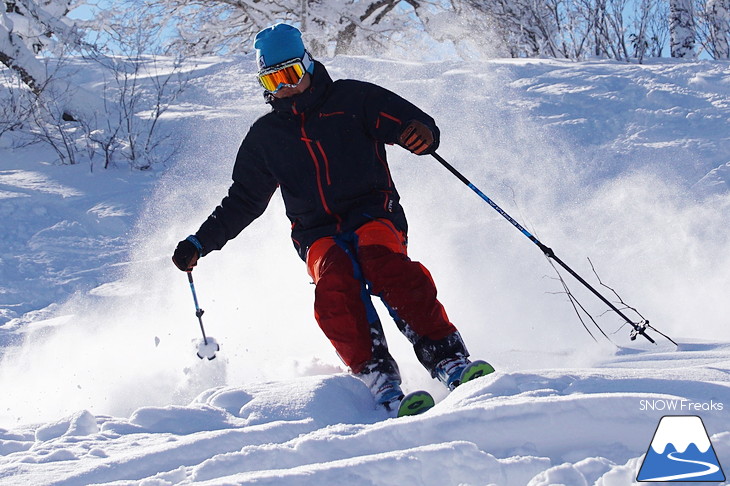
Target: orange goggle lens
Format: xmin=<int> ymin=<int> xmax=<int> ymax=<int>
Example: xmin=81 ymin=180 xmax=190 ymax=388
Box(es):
xmin=258 ymin=61 xmax=306 ymax=93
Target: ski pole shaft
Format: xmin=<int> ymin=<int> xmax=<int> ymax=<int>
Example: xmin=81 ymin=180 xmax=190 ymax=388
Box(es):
xmin=431 ymin=152 xmax=655 ymax=344
xmin=546 ymin=252 xmax=654 ymax=344
xmin=432 ymin=152 xmax=549 ymax=251
xmin=187 ymin=271 xmax=209 ymax=345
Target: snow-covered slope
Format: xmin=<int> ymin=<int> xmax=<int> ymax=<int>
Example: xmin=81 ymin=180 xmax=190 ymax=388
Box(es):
xmin=1 ymin=56 xmax=729 ymax=485
xmin=1 ymin=345 xmax=729 ymax=485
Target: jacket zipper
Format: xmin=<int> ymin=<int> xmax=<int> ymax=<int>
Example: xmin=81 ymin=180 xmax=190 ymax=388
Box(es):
xmin=315 ymin=141 xmax=332 ymax=185
xmin=298 ymin=113 xmax=341 ymax=230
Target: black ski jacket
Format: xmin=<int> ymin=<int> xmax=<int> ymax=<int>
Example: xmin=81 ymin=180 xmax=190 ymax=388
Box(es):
xmin=194 ymin=61 xmax=440 ymax=260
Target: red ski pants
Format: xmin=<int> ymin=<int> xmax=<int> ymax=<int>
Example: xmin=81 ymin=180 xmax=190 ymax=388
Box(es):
xmin=306 ymin=219 xmax=457 ymax=374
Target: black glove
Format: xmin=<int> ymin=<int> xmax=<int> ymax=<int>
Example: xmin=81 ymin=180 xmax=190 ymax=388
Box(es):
xmin=398 ymin=120 xmax=437 ymax=155
xmin=172 ymin=238 xmax=200 ymax=271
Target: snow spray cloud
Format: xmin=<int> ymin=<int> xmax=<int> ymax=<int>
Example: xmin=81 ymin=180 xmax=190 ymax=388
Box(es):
xmin=0 ymin=58 xmax=299 ymax=426
xmin=2 ymin=56 xmax=730 ymax=426
xmin=0 ymin=57 xmax=344 ymax=428
xmin=344 ymin=58 xmax=730 ymax=373
xmin=361 ymin=58 xmax=603 ymax=372
xmin=0 ymin=130 xmax=236 ymax=425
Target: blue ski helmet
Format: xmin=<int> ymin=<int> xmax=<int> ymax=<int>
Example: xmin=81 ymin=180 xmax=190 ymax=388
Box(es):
xmin=254 ymin=24 xmax=315 ymax=75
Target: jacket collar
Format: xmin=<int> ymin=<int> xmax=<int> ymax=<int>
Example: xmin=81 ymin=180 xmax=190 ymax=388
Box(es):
xmin=265 ymin=60 xmax=332 ymax=117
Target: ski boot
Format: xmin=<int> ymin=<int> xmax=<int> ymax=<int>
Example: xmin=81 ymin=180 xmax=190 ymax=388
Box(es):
xmin=356 ymin=358 xmax=404 ymax=412
xmin=435 ymin=357 xmax=495 ymax=390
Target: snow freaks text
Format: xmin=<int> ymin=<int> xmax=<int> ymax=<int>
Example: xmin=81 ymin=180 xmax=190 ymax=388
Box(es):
xmin=639 ymin=400 xmax=724 ymax=412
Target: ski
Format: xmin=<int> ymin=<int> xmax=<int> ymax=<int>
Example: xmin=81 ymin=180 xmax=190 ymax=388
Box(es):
xmin=394 ymin=361 xmax=495 ymax=418
xmin=397 ymin=391 xmax=435 ymax=417
xmin=459 ymin=360 xmax=495 ymax=385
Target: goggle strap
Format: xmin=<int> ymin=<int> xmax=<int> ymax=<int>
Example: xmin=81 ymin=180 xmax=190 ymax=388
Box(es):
xmin=301 ymin=50 xmax=313 ymax=73
xmin=259 ymin=51 xmax=312 ymax=76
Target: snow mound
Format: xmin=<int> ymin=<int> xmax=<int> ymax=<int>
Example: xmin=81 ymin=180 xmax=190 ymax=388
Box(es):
xmin=1 ymin=344 xmax=728 ymax=485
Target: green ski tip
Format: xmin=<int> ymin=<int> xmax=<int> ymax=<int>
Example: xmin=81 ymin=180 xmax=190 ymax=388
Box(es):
xmin=460 ymin=360 xmax=495 ymax=385
xmin=397 ymin=391 xmax=435 ymax=418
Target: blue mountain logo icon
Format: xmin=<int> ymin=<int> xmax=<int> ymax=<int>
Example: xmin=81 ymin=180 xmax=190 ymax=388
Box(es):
xmin=637 ymin=415 xmax=726 ymax=482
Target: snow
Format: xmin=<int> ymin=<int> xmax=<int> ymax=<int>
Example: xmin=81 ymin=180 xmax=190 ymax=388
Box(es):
xmin=1 ymin=54 xmax=729 ymax=485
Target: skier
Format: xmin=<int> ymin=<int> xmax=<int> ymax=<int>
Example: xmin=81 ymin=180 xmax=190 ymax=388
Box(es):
xmin=172 ymin=23 xmax=491 ymax=412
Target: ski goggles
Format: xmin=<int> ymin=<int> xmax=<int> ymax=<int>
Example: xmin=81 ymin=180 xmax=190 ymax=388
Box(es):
xmin=257 ymin=51 xmax=313 ymax=93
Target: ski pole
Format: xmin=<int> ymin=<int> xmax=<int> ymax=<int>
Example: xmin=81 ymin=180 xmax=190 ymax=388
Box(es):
xmin=431 ymin=151 xmax=658 ymax=344
xmin=186 ymin=271 xmax=219 ymax=359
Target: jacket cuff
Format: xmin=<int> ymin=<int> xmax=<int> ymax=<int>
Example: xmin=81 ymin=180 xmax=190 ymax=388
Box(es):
xmin=186 ymin=235 xmax=204 ymax=256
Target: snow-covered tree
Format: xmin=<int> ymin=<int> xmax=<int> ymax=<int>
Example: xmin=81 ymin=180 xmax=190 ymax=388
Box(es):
xmin=106 ymin=0 xmax=451 ymax=58
xmin=617 ymin=0 xmax=669 ymax=62
xmin=91 ymin=0 xmax=690 ymax=62
xmin=460 ymin=0 xmax=560 ymax=58
xmin=0 ymin=64 xmax=34 ymax=137
xmin=461 ymin=0 xmax=664 ymax=61
xmin=700 ymin=0 xmax=730 ymax=58
xmin=669 ymin=0 xmax=697 ymax=57
xmin=638 ymin=0 xmax=670 ymax=58
xmin=0 ymin=0 xmax=86 ymax=95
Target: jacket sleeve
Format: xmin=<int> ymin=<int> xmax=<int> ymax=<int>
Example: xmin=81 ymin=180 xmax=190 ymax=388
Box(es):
xmin=194 ymin=134 xmax=278 ymax=256
xmin=361 ymin=81 xmax=440 ymax=151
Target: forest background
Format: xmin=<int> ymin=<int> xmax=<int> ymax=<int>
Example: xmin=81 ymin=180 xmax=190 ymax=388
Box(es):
xmin=1 ymin=0 xmax=728 ymax=171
